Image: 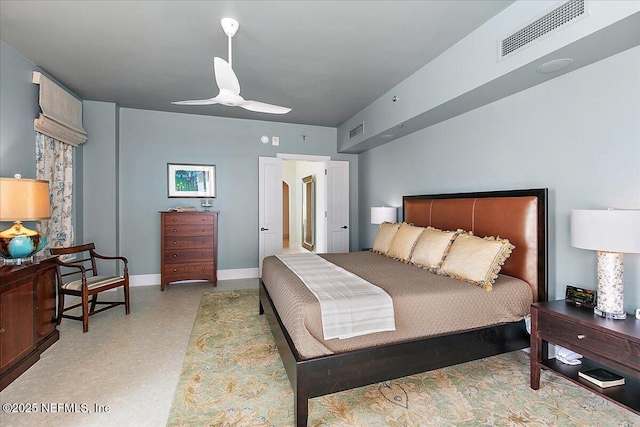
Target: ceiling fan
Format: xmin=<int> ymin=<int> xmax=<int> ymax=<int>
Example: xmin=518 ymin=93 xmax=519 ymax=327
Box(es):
xmin=172 ymin=18 xmax=291 ymax=114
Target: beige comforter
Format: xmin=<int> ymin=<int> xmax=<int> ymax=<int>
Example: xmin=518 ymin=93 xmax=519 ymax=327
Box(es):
xmin=261 ymin=251 xmax=533 ymax=360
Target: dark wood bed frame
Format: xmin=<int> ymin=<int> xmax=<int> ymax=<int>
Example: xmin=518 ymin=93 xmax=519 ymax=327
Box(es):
xmin=259 ymin=188 xmax=548 ymax=426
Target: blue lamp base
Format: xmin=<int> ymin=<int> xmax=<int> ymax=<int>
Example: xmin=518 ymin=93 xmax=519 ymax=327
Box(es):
xmin=0 ymin=221 xmax=47 ymax=265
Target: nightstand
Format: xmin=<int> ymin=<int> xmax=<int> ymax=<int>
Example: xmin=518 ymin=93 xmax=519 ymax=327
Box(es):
xmin=530 ymin=300 xmax=640 ymax=415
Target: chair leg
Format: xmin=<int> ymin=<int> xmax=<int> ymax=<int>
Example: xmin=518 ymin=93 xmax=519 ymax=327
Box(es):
xmin=57 ymin=290 xmax=65 ymax=325
xmin=81 ymin=288 xmax=89 ymax=333
xmin=124 ymin=283 xmax=130 ymax=315
xmin=90 ymin=294 xmax=98 ymax=313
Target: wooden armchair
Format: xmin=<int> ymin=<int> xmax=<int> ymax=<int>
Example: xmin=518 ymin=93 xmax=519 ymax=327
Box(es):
xmin=50 ymin=243 xmax=130 ymax=332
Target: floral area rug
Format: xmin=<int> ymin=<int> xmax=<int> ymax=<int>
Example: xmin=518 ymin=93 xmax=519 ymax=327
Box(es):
xmin=167 ymin=290 xmax=639 ymax=426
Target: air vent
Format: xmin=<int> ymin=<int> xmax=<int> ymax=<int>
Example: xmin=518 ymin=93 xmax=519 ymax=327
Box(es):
xmin=348 ymin=122 xmax=364 ymax=139
xmin=500 ymin=0 xmax=588 ymax=59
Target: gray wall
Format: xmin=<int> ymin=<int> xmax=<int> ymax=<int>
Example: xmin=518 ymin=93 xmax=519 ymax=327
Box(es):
xmin=117 ymin=108 xmax=358 ymax=275
xmin=358 ymin=46 xmax=640 ymax=312
xmin=0 ymin=41 xmax=40 ymax=235
xmin=0 ymin=41 xmax=40 ymax=179
xmin=81 ymin=101 xmax=119 ymax=273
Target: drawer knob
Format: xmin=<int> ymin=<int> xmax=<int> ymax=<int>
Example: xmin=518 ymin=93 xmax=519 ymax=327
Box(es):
xmin=173 ymin=229 xmax=177 ymax=232
xmin=577 ymin=334 xmax=586 ymax=340
xmin=173 ymin=254 xmax=178 ymax=258
xmin=173 ymin=219 xmax=177 ymax=222
xmin=0 ymin=328 xmax=5 ymax=334
xmin=173 ymin=241 xmax=177 ymax=245
xmin=202 ymin=240 xmax=206 ymax=244
xmin=172 ymin=269 xmax=177 ymax=272
xmin=202 ymin=253 xmax=206 ymax=256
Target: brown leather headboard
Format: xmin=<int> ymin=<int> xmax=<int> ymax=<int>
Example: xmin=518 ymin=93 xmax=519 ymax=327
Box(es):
xmin=403 ymin=189 xmax=547 ymax=302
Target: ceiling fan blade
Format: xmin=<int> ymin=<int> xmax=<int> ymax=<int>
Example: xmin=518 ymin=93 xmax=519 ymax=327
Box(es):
xmin=171 ymin=99 xmax=218 ymax=106
xmin=214 ymin=57 xmax=240 ymax=95
xmin=239 ymin=100 xmax=291 ymax=114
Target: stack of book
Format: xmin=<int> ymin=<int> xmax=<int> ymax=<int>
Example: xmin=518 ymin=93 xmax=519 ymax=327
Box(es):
xmin=578 ymin=368 xmax=625 ymax=388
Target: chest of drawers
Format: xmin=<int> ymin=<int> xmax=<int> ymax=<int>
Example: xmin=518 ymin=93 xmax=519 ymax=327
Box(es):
xmin=160 ymin=211 xmax=218 ymax=291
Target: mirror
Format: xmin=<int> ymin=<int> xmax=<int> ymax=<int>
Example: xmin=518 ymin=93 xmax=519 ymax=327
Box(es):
xmin=302 ymin=175 xmax=315 ymax=251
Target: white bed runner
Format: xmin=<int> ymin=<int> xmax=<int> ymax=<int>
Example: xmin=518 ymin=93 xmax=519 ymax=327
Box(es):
xmin=275 ymin=253 xmax=396 ymax=340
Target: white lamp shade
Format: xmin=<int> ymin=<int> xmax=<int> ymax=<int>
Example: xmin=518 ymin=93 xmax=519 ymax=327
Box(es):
xmin=571 ymin=209 xmax=640 ymax=253
xmin=371 ymin=206 xmax=397 ymax=224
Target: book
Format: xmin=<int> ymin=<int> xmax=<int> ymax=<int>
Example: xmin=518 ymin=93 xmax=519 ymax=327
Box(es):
xmin=578 ymin=368 xmax=625 ymax=388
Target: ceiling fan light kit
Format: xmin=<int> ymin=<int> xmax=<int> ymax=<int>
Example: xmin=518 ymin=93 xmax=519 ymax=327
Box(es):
xmin=172 ymin=17 xmax=291 ymax=115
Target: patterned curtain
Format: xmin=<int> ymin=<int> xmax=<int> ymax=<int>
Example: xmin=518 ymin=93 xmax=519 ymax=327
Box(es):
xmin=36 ymin=132 xmax=73 ymax=252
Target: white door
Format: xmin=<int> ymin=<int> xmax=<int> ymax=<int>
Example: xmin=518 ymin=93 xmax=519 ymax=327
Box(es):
xmin=326 ymin=160 xmax=350 ymax=253
xmin=258 ymin=156 xmax=283 ymax=274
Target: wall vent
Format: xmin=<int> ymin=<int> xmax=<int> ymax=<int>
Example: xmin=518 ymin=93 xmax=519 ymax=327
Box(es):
xmin=500 ymin=0 xmax=588 ymax=59
xmin=348 ymin=122 xmax=364 ymax=139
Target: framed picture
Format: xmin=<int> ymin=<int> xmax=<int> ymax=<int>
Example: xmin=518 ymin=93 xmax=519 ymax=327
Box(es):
xmin=167 ymin=163 xmax=216 ymax=198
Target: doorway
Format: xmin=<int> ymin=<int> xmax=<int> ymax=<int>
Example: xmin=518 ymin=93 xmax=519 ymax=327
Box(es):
xmin=258 ymin=155 xmax=349 ymax=273
xmin=282 ymin=159 xmax=326 ymax=253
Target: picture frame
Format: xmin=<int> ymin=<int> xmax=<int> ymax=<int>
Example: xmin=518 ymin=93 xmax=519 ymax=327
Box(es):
xmin=167 ymin=163 xmax=216 ymax=198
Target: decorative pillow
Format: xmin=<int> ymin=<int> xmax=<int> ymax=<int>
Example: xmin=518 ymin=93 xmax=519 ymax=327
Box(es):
xmin=438 ymin=233 xmax=514 ymax=291
xmin=372 ymin=222 xmax=401 ymax=255
xmin=387 ymin=224 xmax=425 ymax=262
xmin=410 ymin=227 xmax=459 ymax=271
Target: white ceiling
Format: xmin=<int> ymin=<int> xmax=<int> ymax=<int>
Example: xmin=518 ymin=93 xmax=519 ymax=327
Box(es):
xmin=0 ymin=1 xmax=514 ymax=127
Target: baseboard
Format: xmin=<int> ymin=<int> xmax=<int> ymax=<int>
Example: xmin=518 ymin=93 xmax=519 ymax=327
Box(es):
xmin=218 ymin=268 xmax=260 ymax=280
xmin=129 ymin=268 xmax=260 ymax=287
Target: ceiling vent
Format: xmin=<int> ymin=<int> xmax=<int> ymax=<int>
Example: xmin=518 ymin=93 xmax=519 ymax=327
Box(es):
xmin=500 ymin=0 xmax=588 ymax=59
xmin=348 ymin=122 xmax=364 ymax=139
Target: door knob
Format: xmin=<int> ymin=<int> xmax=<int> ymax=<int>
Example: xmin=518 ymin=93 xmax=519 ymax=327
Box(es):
xmin=260 ymin=227 xmax=269 ymax=231
xmin=341 ymin=226 xmax=348 ymax=229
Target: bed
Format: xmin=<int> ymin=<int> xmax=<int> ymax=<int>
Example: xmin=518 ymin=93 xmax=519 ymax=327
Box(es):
xmin=259 ymin=188 xmax=548 ymax=426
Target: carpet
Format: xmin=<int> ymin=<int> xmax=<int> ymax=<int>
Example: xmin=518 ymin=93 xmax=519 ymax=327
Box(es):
xmin=167 ymin=290 xmax=639 ymax=426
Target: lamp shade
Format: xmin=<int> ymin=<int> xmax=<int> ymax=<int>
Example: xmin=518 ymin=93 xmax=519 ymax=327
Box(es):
xmin=371 ymin=206 xmax=397 ymax=224
xmin=571 ymin=209 xmax=640 ymax=254
xmin=0 ymin=177 xmax=51 ymax=221
xmin=0 ymin=177 xmax=51 ymax=262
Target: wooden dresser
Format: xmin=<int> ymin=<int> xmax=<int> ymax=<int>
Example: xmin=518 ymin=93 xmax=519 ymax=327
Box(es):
xmin=1 ymin=257 xmax=59 ymax=391
xmin=160 ymin=211 xmax=218 ymax=291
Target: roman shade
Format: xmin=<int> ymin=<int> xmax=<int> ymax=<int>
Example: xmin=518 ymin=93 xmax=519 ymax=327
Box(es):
xmin=32 ymin=71 xmax=87 ymax=146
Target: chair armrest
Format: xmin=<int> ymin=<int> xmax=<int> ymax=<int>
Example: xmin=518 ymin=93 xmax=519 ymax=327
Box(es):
xmin=90 ymin=251 xmax=129 ymax=278
xmin=90 ymin=251 xmax=129 ymax=265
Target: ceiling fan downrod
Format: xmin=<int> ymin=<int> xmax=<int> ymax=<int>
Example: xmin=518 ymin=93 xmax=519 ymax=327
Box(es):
xmin=220 ymin=18 xmax=239 ymax=67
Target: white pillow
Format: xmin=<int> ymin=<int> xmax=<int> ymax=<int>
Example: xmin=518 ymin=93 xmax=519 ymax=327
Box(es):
xmin=387 ymin=224 xmax=425 ymax=262
xmin=410 ymin=227 xmax=459 ymax=271
xmin=372 ymin=222 xmax=401 ymax=255
xmin=439 ymin=233 xmax=514 ymax=291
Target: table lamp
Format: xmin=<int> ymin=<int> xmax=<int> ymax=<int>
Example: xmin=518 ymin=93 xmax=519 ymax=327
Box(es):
xmin=0 ymin=175 xmax=51 ymax=265
xmin=371 ymin=206 xmax=397 ymax=225
xmin=571 ymin=208 xmax=640 ymax=319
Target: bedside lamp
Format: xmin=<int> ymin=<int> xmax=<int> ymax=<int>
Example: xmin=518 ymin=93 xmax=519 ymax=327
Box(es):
xmin=371 ymin=206 xmax=397 ymax=225
xmin=0 ymin=175 xmax=51 ymax=265
xmin=571 ymin=209 xmax=640 ymax=319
